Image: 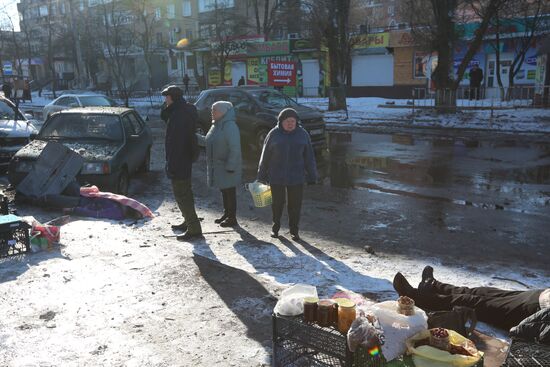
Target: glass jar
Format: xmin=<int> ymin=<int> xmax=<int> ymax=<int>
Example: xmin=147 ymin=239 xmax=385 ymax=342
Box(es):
xmin=397 ymin=296 xmax=415 ymax=316
xmin=336 ymin=298 xmax=356 ymax=334
xmin=317 ymin=299 xmax=337 ymax=327
xmin=303 ymin=297 xmax=319 ymax=323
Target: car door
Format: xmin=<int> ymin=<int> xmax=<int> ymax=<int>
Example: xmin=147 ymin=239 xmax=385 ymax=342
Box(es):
xmin=127 ymin=112 xmax=150 ymax=169
xmin=227 ymin=91 xmax=258 ymax=142
xmin=47 ymin=97 xmax=69 ymax=115
xmin=121 ymin=113 xmax=142 ymax=173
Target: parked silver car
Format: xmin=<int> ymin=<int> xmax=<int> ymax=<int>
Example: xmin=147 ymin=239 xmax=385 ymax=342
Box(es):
xmin=0 ymin=96 xmax=38 ymax=170
xmin=42 ymin=94 xmax=118 ymax=120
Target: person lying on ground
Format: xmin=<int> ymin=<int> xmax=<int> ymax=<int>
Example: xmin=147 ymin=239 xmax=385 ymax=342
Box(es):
xmin=393 ymin=266 xmax=549 ymax=344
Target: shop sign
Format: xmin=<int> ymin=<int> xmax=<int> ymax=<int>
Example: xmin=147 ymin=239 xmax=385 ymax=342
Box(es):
xmin=354 ymin=33 xmax=389 ymax=49
xmin=390 ymin=31 xmax=415 ymax=47
xmin=248 ymin=41 xmax=290 ymax=56
xmin=290 ymin=39 xmax=317 ymax=52
xmin=2 ymin=62 xmax=13 ymax=76
xmin=268 ymin=61 xmax=296 ymax=86
xmin=247 ymin=58 xmax=261 ymax=85
xmin=208 ymin=69 xmax=221 ymax=86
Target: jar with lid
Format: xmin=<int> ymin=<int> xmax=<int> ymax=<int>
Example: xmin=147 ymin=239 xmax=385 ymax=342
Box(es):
xmin=303 ymin=297 xmax=319 ymax=323
xmin=317 ymin=299 xmax=337 ymax=327
xmin=336 ymin=298 xmax=356 ymax=334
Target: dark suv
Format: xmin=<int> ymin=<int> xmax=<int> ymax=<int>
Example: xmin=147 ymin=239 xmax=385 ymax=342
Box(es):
xmin=194 ymin=87 xmax=326 ymax=153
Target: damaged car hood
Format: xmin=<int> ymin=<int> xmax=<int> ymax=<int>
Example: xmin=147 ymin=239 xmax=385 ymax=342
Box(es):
xmin=0 ymin=119 xmax=38 ymax=138
xmin=15 ymin=139 xmax=121 ymax=161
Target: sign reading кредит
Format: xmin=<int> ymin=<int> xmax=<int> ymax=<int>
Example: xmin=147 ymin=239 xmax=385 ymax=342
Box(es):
xmin=268 ymin=61 xmax=297 ymax=87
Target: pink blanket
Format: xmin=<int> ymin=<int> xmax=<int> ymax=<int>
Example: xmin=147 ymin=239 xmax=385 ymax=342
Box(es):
xmin=80 ymin=186 xmax=154 ymax=218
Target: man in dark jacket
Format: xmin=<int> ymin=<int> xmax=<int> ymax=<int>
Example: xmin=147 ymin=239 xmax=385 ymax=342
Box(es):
xmin=393 ymin=266 xmax=550 ymax=344
xmin=257 ymin=108 xmax=317 ymax=241
xmin=469 ymin=64 xmax=483 ymax=100
xmin=161 ymin=85 xmax=202 ymax=241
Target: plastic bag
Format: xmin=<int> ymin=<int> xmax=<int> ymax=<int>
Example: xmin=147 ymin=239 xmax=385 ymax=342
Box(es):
xmin=274 ymin=284 xmax=318 ymax=316
xmin=347 ymin=312 xmax=385 ymax=352
xmin=405 ymin=329 xmax=483 ymax=367
xmin=370 ymin=301 xmax=428 ymax=361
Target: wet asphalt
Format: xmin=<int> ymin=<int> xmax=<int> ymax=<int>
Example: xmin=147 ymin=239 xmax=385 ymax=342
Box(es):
xmin=2 ymin=123 xmax=549 ymax=276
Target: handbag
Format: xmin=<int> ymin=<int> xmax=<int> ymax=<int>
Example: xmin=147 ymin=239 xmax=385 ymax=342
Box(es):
xmin=427 ymin=306 xmax=477 ymax=337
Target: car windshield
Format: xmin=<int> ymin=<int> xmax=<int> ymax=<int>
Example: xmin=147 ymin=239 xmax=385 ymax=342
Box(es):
xmin=249 ymin=90 xmax=298 ymax=108
xmin=39 ymin=114 xmax=123 ymax=141
xmin=0 ymin=100 xmax=23 ymax=120
xmin=79 ymin=96 xmax=115 ymax=107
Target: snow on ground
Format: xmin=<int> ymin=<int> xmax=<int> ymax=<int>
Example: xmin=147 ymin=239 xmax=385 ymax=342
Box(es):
xmin=299 ymin=97 xmax=550 ymax=133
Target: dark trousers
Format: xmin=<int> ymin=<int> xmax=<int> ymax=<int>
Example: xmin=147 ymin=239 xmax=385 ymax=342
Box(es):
xmin=418 ymin=280 xmax=542 ymax=330
xmin=469 ymin=85 xmax=481 ymax=100
xmin=171 ymin=179 xmax=202 ymax=234
xmin=271 ymin=184 xmax=303 ymax=234
xmin=221 ymin=187 xmax=237 ymax=219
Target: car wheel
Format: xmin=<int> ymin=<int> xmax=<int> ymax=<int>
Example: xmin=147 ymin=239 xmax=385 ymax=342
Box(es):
xmin=255 ymin=128 xmax=270 ymax=152
xmin=139 ymin=148 xmax=151 ymax=173
xmin=117 ymin=168 xmax=130 ymax=195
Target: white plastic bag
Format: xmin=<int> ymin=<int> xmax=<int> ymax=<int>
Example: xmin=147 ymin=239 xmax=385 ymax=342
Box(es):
xmin=370 ymin=301 xmax=428 ymax=361
xmin=274 ymin=284 xmax=318 ymax=316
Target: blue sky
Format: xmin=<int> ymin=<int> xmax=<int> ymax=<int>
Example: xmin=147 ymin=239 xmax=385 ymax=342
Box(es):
xmin=0 ymin=0 xmax=20 ymax=31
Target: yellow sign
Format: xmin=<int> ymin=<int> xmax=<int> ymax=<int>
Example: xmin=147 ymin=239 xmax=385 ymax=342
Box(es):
xmin=208 ymin=69 xmax=221 ymax=86
xmin=247 ymin=58 xmax=260 ymax=85
xmin=224 ymin=62 xmax=232 ymax=85
xmin=354 ymin=32 xmax=389 ymax=49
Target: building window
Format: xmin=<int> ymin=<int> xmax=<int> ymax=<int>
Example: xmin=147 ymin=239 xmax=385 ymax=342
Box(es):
xmin=156 ymin=32 xmax=163 ymax=46
xmin=154 ymin=8 xmax=161 ymax=20
xmin=182 ymin=0 xmax=192 ymax=16
xmin=388 ymin=5 xmax=395 ymax=16
xmin=171 ymin=54 xmax=178 ymax=70
xmin=169 ymin=30 xmax=176 ymax=45
xmin=39 ymin=5 xmax=49 ymax=16
xmin=185 ymin=29 xmax=193 ymax=40
xmin=167 ymin=4 xmax=175 ymax=19
xmin=79 ymin=0 xmax=85 ymax=11
xmin=199 ymin=0 xmax=234 ymax=13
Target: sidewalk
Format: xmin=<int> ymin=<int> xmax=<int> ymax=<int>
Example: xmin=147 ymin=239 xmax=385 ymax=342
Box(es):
xmin=299 ymin=97 xmax=550 ymax=134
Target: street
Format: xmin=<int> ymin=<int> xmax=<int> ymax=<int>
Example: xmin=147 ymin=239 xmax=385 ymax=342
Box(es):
xmin=0 ymin=119 xmax=549 ymax=366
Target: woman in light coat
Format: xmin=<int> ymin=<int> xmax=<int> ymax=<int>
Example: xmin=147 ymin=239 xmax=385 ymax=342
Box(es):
xmin=203 ymin=101 xmax=242 ymax=227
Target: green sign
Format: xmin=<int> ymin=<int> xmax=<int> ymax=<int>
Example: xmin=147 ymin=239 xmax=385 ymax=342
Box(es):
xmin=247 ymin=41 xmax=290 ymax=56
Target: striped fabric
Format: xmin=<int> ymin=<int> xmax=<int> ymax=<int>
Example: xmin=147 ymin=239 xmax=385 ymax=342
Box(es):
xmin=80 ymin=186 xmax=154 ymax=219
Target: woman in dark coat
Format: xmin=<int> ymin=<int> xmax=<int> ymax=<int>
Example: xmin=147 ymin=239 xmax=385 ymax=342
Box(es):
xmin=200 ymin=101 xmax=242 ymax=227
xmin=257 ymin=108 xmax=317 ymax=240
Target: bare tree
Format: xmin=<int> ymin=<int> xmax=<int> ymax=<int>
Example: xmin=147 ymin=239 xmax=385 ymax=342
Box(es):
xmin=304 ymin=0 xmax=355 ymax=110
xmin=130 ymin=0 xmax=160 ymax=90
xmin=405 ymin=0 xmax=504 ymax=109
xmin=203 ymin=1 xmax=250 ymax=86
xmin=490 ymin=0 xmax=548 ymax=98
xmin=250 ymin=0 xmax=286 ymax=40
xmin=98 ymin=0 xmax=141 ymax=106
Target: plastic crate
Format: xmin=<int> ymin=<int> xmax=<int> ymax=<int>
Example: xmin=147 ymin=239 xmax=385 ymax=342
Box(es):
xmin=0 ymin=215 xmax=31 ymax=258
xmin=504 ymin=339 xmax=550 ymax=367
xmin=273 ymin=314 xmax=385 ymax=367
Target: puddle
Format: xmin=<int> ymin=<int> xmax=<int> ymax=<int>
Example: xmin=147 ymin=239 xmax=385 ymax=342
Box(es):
xmin=327 ymin=132 xmax=550 ymax=217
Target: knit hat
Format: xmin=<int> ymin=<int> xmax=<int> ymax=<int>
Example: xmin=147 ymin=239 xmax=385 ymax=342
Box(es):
xmin=278 ymin=108 xmax=300 ymax=123
xmin=212 ymin=101 xmax=233 ymax=117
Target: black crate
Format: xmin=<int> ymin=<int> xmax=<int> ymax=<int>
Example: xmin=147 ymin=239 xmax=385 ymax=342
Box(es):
xmin=504 ymin=339 xmax=550 ymax=367
xmin=273 ymin=314 xmax=385 ymax=367
xmin=0 ymin=216 xmax=31 ymax=258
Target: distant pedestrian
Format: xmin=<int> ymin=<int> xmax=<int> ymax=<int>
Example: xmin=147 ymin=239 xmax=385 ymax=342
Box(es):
xmin=183 ymin=73 xmax=190 ymax=94
xmin=238 ymin=76 xmax=245 ymax=86
xmin=201 ymin=101 xmax=242 ymax=227
xmin=469 ymin=64 xmax=483 ymax=100
xmin=2 ymin=81 xmax=12 ymax=100
xmin=257 ymin=108 xmax=317 ymax=241
xmin=161 ymin=85 xmax=203 ymax=241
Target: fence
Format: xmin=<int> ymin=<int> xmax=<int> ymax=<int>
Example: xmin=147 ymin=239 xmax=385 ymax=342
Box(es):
xmin=412 ymin=85 xmax=550 ymax=110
